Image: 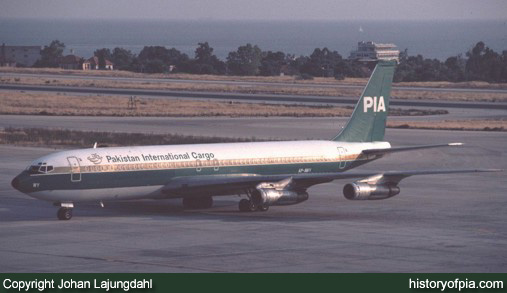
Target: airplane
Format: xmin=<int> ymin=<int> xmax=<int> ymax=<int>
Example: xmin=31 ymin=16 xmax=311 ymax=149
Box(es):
xmin=11 ymin=60 xmax=500 ymax=220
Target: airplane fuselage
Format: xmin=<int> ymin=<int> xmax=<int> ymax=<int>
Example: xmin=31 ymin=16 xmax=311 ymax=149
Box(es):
xmin=12 ymin=140 xmax=389 ymax=203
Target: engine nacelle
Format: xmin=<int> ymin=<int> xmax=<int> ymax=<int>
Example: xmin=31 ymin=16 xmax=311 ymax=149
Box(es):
xmin=343 ymin=182 xmax=400 ymax=200
xmin=252 ymin=185 xmax=309 ymax=206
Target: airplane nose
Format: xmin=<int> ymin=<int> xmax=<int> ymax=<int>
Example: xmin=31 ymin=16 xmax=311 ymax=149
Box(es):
xmin=11 ymin=176 xmax=21 ymax=191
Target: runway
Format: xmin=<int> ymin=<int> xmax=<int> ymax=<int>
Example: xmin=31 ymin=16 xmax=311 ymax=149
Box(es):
xmin=0 ymin=111 xmax=505 ymax=140
xmin=0 ymin=116 xmax=506 ymax=272
xmin=2 ymin=84 xmax=507 ymax=110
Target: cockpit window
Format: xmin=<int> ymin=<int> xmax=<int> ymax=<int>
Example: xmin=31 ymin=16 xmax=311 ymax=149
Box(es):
xmin=27 ymin=162 xmax=54 ymax=174
xmin=29 ymin=165 xmax=40 ymax=173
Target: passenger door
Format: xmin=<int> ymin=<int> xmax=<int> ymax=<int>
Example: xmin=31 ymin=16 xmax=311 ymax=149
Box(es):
xmin=67 ymin=156 xmax=81 ymax=182
xmin=337 ymin=147 xmax=346 ymax=169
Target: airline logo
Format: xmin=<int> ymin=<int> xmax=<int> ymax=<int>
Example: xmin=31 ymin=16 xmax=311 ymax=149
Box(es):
xmin=87 ymin=153 xmax=103 ymax=165
xmin=363 ymin=96 xmax=386 ymax=113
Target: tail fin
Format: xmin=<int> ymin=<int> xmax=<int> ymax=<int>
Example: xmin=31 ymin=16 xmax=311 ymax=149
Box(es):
xmin=333 ymin=60 xmax=396 ymax=142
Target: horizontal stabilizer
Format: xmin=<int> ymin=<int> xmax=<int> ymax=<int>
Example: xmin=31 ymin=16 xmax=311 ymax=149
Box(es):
xmin=359 ymin=168 xmax=502 ymax=185
xmin=362 ymin=142 xmax=464 ymax=156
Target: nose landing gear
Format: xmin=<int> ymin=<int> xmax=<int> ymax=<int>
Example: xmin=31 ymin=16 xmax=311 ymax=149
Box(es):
xmin=57 ymin=207 xmax=73 ymax=220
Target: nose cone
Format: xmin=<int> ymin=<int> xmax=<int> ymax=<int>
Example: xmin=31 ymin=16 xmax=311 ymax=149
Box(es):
xmin=11 ymin=172 xmax=30 ymax=193
xmin=11 ymin=175 xmax=21 ymax=191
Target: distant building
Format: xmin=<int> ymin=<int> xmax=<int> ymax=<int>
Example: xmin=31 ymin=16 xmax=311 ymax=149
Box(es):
xmin=349 ymin=41 xmax=400 ymax=62
xmin=83 ymin=56 xmax=114 ymax=70
xmin=0 ymin=44 xmax=42 ymax=67
xmin=58 ymin=55 xmax=84 ymax=70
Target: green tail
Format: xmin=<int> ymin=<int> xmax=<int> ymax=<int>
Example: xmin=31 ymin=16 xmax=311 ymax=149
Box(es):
xmin=332 ymin=60 xmax=396 ymax=142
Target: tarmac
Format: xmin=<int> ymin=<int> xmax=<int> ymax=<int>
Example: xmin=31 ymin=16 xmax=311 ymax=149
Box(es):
xmin=3 ymin=84 xmax=507 ymax=109
xmin=2 ymin=71 xmax=507 ymax=94
xmin=0 ymin=117 xmax=506 ymax=272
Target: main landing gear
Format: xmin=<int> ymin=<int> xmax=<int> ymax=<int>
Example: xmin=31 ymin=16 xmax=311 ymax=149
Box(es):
xmin=238 ymin=199 xmax=269 ymax=212
xmin=182 ymin=196 xmax=213 ymax=209
xmin=55 ymin=203 xmax=74 ymax=220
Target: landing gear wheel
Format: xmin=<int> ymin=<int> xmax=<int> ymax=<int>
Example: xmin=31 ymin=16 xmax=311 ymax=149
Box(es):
xmin=238 ymin=199 xmax=257 ymax=212
xmin=57 ymin=208 xmax=73 ymax=220
xmin=239 ymin=199 xmax=250 ymax=212
xmin=258 ymin=205 xmax=269 ymax=212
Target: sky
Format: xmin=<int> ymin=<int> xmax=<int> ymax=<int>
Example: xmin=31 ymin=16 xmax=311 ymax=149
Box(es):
xmin=1 ymin=0 xmax=506 ymax=21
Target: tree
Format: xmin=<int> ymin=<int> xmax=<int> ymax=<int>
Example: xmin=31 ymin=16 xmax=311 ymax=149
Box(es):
xmin=394 ymin=54 xmax=451 ymax=82
xmin=334 ymin=60 xmax=370 ymax=79
xmin=137 ymin=46 xmax=189 ymax=73
xmin=143 ymin=59 xmax=167 ymax=74
xmin=34 ymin=40 xmax=65 ymax=68
xmin=94 ymin=48 xmax=112 ymax=70
xmin=299 ymin=48 xmax=342 ymax=77
xmin=465 ymin=41 xmax=506 ymax=82
xmin=111 ymin=47 xmax=135 ymax=71
xmin=259 ymin=51 xmax=287 ymax=76
xmin=195 ymin=42 xmax=213 ymax=63
xmin=443 ymin=55 xmax=465 ymax=82
xmin=187 ymin=42 xmax=226 ymax=74
xmin=226 ymin=44 xmax=262 ymax=76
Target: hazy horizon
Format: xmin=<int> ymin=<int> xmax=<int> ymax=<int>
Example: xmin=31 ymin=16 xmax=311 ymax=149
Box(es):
xmin=1 ymin=0 xmax=506 ymax=21
xmin=2 ymin=18 xmax=505 ymax=61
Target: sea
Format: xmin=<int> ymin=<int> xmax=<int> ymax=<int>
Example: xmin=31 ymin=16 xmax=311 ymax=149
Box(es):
xmin=0 ymin=19 xmax=506 ymax=61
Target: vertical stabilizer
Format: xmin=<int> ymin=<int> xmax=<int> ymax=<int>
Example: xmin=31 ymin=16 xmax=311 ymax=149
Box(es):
xmin=333 ymin=60 xmax=396 ymax=142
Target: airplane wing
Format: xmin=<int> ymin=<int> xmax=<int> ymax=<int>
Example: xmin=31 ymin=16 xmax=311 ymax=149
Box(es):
xmin=362 ymin=142 xmax=464 ymax=156
xmin=160 ymin=168 xmax=500 ymax=197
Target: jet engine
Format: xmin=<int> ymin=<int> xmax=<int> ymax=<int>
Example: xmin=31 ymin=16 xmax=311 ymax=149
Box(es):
xmin=252 ymin=188 xmax=309 ymax=206
xmin=343 ymin=182 xmax=400 ymax=200
xmin=251 ymin=178 xmax=308 ymax=206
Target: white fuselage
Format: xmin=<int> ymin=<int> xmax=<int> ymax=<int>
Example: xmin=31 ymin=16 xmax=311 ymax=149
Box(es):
xmin=19 ymin=140 xmax=391 ymax=203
